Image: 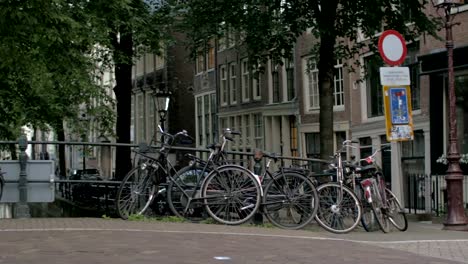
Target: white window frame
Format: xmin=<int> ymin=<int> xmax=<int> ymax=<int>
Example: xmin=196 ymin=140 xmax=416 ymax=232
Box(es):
xmin=195 ymin=92 xmax=216 ymax=148
xmin=303 ymin=58 xmax=320 ymax=112
xmin=241 ymin=59 xmax=250 ymax=102
xmin=229 ymin=63 xmax=237 ymax=105
xmin=254 ymin=113 xmax=264 ymax=149
xmin=220 ymin=65 xmax=228 ymax=106
xmin=334 ymin=59 xmax=345 ymax=110
xmin=253 ymin=72 xmax=261 ymax=100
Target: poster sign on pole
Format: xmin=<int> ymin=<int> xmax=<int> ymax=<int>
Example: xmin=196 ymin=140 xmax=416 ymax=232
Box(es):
xmin=383 ymin=86 xmax=414 ymax=141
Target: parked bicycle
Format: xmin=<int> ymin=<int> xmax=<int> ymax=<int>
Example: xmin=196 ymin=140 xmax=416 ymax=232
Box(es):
xmin=115 ymin=126 xmax=192 ymax=219
xmin=348 ymin=146 xmax=408 ymax=232
xmin=314 ymin=140 xmax=363 ymax=234
xmin=254 ymin=150 xmax=319 ymax=229
xmin=166 ymin=128 xmax=243 ymax=222
xmin=116 ymin=126 xmax=262 ymax=226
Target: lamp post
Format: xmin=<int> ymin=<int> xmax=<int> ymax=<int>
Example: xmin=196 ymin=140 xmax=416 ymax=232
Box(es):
xmin=155 ymin=90 xmax=171 ymax=132
xmin=432 ymin=0 xmax=467 ymax=230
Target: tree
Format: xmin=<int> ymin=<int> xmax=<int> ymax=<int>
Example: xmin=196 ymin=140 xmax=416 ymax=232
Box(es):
xmin=0 ymin=0 xmax=115 ymax=169
xmin=180 ymin=0 xmax=438 ymax=158
xmin=82 ymin=0 xmax=175 ymax=179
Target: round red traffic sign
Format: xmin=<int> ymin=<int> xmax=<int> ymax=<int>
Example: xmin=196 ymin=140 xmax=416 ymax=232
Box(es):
xmin=378 ymin=30 xmax=407 ymax=66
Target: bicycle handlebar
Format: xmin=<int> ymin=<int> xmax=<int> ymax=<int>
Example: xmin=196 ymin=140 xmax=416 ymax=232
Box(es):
xmin=358 ymin=144 xmax=391 ymax=163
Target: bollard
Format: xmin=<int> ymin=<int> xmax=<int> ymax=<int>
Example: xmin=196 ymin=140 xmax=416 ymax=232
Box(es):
xmin=15 ymin=134 xmax=31 ymax=218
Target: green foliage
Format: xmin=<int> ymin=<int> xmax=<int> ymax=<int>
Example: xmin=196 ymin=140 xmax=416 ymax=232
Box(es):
xmin=179 ymin=0 xmax=439 ymax=157
xmin=127 ymin=214 xmax=187 ymax=223
xmin=0 ymin=0 xmax=115 ymax=139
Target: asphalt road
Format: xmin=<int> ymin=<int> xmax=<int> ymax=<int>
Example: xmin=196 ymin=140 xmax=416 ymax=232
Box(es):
xmin=0 ymin=227 xmax=462 ymax=264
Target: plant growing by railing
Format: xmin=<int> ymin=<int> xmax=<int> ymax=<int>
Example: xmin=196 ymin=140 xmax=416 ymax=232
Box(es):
xmin=436 ymin=154 xmax=468 ymax=165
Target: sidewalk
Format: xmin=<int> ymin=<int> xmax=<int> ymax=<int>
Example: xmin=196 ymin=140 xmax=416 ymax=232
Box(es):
xmin=0 ymin=217 xmax=466 ymax=263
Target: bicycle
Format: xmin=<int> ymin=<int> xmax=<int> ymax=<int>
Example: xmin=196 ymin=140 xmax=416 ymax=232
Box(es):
xmin=166 ymin=128 xmax=242 ymax=222
xmin=254 ymin=150 xmax=319 ymax=229
xmin=115 ymin=126 xmax=192 ymax=219
xmin=349 ymin=146 xmax=407 ymax=232
xmin=314 ymin=140 xmax=363 ymax=234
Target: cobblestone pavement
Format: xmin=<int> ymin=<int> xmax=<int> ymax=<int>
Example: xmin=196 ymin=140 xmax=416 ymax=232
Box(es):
xmin=0 ymin=218 xmax=466 ymax=263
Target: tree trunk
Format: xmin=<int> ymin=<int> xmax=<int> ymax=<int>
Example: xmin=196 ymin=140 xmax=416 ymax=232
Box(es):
xmin=317 ymin=0 xmax=339 ymax=160
xmin=113 ymin=29 xmax=133 ymax=180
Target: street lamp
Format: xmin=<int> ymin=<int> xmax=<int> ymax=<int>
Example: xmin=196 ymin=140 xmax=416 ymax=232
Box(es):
xmin=155 ymin=90 xmax=171 ymax=132
xmin=431 ymin=0 xmax=467 ymax=230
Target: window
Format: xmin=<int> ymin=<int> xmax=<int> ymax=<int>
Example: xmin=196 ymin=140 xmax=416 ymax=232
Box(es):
xmin=305 ymin=132 xmax=320 ymax=172
xmin=220 ymin=65 xmax=228 ymax=106
xmin=146 ymin=95 xmax=155 ymax=142
xmin=197 ymin=96 xmax=203 ymax=143
xmin=365 ymin=55 xmax=384 ymax=117
xmin=254 ymin=114 xmax=263 ymax=148
xmin=204 ymin=94 xmax=211 ymax=143
xmin=253 ymin=71 xmax=261 ymax=100
xmin=306 ymin=59 xmax=320 ymax=110
xmin=156 ymin=53 xmax=165 ymax=70
xmin=290 ymin=116 xmax=298 ymax=157
xmin=286 ymin=58 xmax=295 ymax=101
xmin=230 ymin=116 xmax=236 ymax=150
xmin=196 ymin=93 xmax=217 ymax=147
xmin=196 ymin=51 xmax=205 ymax=74
xmin=241 ymin=59 xmax=250 ymax=102
xmin=207 ymin=43 xmax=215 ymax=70
xmin=335 ymin=131 xmax=347 ymax=157
xmin=359 ymin=137 xmax=373 ymax=164
xmin=244 ymin=114 xmax=251 ymax=147
xmin=334 ymin=60 xmax=344 ymax=107
xmin=229 ymin=63 xmax=237 ymax=104
xmin=272 ymin=67 xmax=280 ymax=103
xmin=237 ymin=115 xmax=243 ymax=147
xmin=211 ymin=94 xmax=217 ymax=141
xmin=220 ymin=118 xmax=227 ymax=133
xmin=136 ymin=94 xmax=145 ymax=143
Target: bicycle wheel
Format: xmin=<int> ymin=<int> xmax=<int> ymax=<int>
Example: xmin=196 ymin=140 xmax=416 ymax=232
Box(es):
xmin=263 ymin=172 xmax=318 ymax=229
xmin=361 ymin=202 xmax=381 ymax=232
xmin=369 ymin=184 xmax=390 ymax=233
xmin=116 ymin=166 xmax=157 ymax=220
xmin=202 ymin=165 xmax=261 ymax=225
xmin=385 ymin=188 xmax=408 ymax=231
xmin=315 ymin=183 xmax=362 ymax=234
xmin=167 ymin=165 xmax=210 ymax=222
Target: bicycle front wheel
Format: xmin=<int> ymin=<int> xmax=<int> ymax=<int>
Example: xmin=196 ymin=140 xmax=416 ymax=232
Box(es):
xmin=315 ymin=183 xmax=362 ymax=234
xmin=202 ymin=165 xmax=261 ymax=225
xmin=369 ymin=185 xmax=390 ymax=233
xmin=167 ymin=165 xmax=209 ymax=222
xmin=385 ymin=188 xmax=408 ymax=231
xmin=116 ymin=166 xmax=157 ymax=220
xmin=263 ymin=172 xmax=318 ymax=230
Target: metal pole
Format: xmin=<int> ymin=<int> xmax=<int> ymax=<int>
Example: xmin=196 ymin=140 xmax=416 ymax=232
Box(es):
xmin=443 ymin=4 xmax=467 ymax=230
xmin=15 ymin=134 xmax=30 ymax=218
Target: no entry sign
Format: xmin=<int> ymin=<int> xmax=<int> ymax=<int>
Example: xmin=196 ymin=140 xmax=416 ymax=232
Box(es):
xmin=378 ymin=30 xmax=407 ymax=66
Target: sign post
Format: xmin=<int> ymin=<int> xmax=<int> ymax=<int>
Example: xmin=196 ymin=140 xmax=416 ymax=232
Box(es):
xmin=378 ymin=30 xmax=413 ymax=142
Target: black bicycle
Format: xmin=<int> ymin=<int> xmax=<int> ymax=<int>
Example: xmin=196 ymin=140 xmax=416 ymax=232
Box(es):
xmin=254 ymin=150 xmax=319 ymax=230
xmin=115 ymin=126 xmax=192 ymax=219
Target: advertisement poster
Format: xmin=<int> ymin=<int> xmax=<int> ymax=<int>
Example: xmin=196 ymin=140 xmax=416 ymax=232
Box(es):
xmin=384 ymin=86 xmax=414 ymax=141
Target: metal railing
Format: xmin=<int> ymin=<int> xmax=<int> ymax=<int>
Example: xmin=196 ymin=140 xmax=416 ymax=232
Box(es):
xmin=406 ymin=173 xmax=468 ymax=216
xmin=0 ymin=139 xmax=330 ymax=217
